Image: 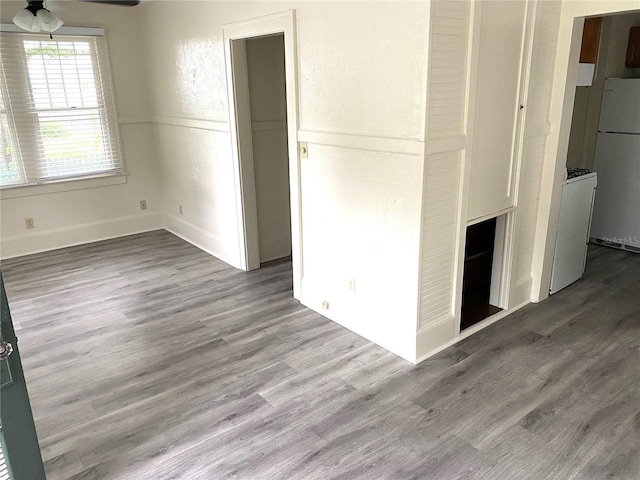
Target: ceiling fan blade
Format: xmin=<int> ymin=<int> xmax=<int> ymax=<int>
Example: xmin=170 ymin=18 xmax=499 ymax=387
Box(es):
xmin=77 ymin=0 xmax=141 ymax=6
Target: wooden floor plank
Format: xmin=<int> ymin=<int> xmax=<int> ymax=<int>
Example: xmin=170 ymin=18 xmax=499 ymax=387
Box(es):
xmin=2 ymin=230 xmax=639 ymax=479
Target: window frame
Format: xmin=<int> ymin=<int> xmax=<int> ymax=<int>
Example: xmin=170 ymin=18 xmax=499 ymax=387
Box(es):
xmin=0 ymin=24 xmax=126 ymax=191
xmin=0 ymin=69 xmax=27 ymax=187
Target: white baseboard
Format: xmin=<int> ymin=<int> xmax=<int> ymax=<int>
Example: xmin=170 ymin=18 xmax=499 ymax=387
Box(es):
xmin=512 ymin=276 xmax=533 ymax=305
xmin=415 ymin=300 xmax=530 ymax=363
xmin=0 ymin=213 xmax=163 ymax=259
xmin=162 ymin=213 xmax=240 ymax=269
xmin=301 ymin=299 xmax=418 ymax=364
xmin=297 ymin=280 xmax=418 ymax=364
xmin=1 ymin=211 xmax=243 ymax=271
xmin=415 ymin=316 xmax=456 ymax=363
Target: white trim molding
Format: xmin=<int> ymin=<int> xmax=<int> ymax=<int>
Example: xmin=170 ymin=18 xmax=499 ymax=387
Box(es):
xmin=424 ymin=135 xmax=467 ymax=156
xmin=119 ymin=115 xmax=153 ymax=125
xmin=0 ymin=213 xmax=162 ymax=259
xmin=415 ymin=300 xmax=530 ymax=364
xmin=162 ymin=213 xmax=239 ymax=269
xmin=297 ymin=130 xmax=424 ymax=156
xmin=0 ymin=173 xmax=128 ymax=199
xmin=153 ymin=115 xmax=230 ymax=133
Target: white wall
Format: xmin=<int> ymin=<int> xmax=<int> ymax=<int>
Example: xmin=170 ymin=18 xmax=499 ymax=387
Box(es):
xmin=0 ymin=1 xmax=161 ymax=258
xmin=140 ymin=0 xmax=601 ymax=363
xmin=140 ymin=1 xmax=428 ymax=361
xmin=138 ymin=0 xmax=592 ymax=363
xmin=245 ymin=34 xmax=292 ymax=263
xmin=3 ymin=0 xmax=619 ymax=364
xmin=566 ymin=87 xmax=593 ymax=169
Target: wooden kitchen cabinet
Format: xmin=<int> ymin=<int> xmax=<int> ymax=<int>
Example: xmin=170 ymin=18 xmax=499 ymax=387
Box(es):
xmin=580 ymin=17 xmax=602 ymax=64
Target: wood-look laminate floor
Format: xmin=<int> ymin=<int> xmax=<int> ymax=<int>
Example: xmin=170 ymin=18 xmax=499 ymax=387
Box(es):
xmin=2 ymin=230 xmax=639 ymax=480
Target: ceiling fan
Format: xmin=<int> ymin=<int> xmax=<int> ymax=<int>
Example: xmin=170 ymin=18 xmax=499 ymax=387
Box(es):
xmin=12 ymin=0 xmax=141 ymax=34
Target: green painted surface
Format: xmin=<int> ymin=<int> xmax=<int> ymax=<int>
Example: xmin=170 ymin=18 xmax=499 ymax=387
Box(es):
xmin=1 ymin=273 xmax=46 ymax=480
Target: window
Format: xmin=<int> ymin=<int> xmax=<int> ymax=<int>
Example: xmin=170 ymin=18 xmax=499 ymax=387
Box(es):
xmin=0 ymin=26 xmax=124 ymax=188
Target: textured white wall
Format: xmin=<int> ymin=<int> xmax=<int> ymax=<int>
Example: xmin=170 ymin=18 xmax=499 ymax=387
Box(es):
xmin=297 ymin=3 xmax=427 ymax=138
xmin=0 ymin=1 xmax=161 ymax=258
xmin=140 ymin=1 xmax=428 ymax=361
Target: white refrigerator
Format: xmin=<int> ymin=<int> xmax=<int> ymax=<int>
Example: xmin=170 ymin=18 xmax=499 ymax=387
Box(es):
xmin=589 ymin=78 xmax=640 ymax=253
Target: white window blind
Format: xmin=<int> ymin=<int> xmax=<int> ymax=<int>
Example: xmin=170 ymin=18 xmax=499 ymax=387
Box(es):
xmin=0 ymin=28 xmax=124 ymax=187
xmin=0 ymin=434 xmax=11 ymax=480
xmin=0 ymin=69 xmax=24 ymax=186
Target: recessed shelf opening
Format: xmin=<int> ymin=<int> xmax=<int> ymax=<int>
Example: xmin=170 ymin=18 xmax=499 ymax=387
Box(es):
xmin=461 ymin=215 xmax=507 ymax=330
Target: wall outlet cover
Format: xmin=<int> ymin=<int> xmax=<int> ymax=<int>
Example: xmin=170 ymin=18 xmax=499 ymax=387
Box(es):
xmin=347 ymin=276 xmax=356 ymax=294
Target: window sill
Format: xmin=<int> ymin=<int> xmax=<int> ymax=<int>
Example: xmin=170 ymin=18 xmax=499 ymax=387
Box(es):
xmin=0 ymin=172 xmax=129 ymax=199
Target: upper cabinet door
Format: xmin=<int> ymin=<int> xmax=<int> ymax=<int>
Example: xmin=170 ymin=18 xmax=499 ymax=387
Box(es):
xmin=468 ymin=0 xmax=529 ymax=221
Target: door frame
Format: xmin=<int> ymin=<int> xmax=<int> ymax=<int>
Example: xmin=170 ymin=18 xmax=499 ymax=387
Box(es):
xmin=531 ymin=3 xmax=640 ymax=302
xmin=223 ymin=10 xmax=302 ymax=299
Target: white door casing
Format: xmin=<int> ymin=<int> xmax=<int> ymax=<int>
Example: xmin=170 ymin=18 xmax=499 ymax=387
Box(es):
xmin=532 ymin=2 xmax=640 ymax=302
xmin=223 ymin=11 xmax=302 ymax=299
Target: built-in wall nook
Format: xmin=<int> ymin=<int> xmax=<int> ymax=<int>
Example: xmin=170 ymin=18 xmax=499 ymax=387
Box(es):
xmin=461 ymin=215 xmax=506 ymax=330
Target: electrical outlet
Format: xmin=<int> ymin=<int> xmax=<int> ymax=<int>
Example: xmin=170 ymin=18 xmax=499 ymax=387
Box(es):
xmin=179 ymin=204 xmax=183 ymax=215
xmin=321 ymin=300 xmax=329 ymax=310
xmin=25 ymin=218 xmax=35 ymax=229
xmin=347 ymin=276 xmax=356 ymax=294
xmin=140 ymin=200 xmax=147 ymax=210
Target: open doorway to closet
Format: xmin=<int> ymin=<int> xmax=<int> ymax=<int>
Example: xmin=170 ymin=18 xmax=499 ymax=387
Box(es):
xmin=232 ymin=34 xmax=292 ymax=265
xmin=224 ymin=11 xmax=302 ymax=299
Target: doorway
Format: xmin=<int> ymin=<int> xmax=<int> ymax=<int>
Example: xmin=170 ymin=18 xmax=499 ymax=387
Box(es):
xmin=223 ymin=11 xmax=302 ymax=299
xmin=535 ymin=6 xmax=640 ymax=301
xmin=233 ymin=34 xmax=291 ymax=265
xmin=556 ymin=11 xmax=640 ymax=291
